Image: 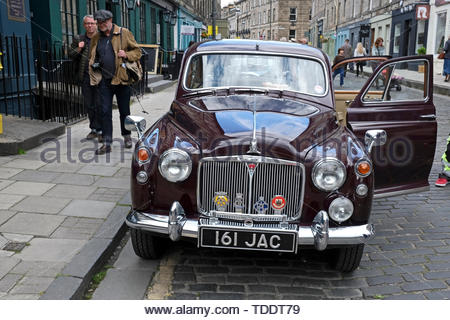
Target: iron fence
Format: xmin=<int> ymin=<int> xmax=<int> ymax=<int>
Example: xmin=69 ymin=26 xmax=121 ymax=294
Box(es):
xmin=0 ymin=34 xmax=149 ymax=125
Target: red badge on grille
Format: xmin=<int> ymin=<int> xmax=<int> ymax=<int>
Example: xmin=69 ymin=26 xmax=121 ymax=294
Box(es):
xmin=247 ymin=163 xmax=257 ymax=177
xmin=271 ymin=195 xmax=286 ymax=211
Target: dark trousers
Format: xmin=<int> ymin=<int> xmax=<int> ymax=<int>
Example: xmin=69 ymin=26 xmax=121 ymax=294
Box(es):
xmin=82 ymin=78 xmax=101 ymax=132
xmin=356 ymin=62 xmax=364 ymax=76
xmin=99 ymin=78 xmax=131 ymax=145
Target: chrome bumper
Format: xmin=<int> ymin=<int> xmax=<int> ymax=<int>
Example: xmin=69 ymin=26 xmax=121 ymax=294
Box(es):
xmin=126 ymin=202 xmax=375 ymax=251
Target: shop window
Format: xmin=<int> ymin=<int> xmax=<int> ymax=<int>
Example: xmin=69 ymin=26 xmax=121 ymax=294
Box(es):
xmin=415 ymin=20 xmax=426 ymax=53
xmin=393 ymin=23 xmax=401 ymax=54
xmin=435 ymin=12 xmax=447 ymax=54
xmin=60 ymin=0 xmax=78 ymax=46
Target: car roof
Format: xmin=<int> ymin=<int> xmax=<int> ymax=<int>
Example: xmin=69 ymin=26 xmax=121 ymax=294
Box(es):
xmin=193 ymin=39 xmax=326 ymax=60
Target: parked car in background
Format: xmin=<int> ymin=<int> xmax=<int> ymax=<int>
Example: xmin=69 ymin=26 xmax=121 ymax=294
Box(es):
xmin=125 ymin=40 xmax=436 ymax=272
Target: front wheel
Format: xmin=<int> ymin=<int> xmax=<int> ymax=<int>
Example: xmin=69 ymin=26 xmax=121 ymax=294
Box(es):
xmin=333 ymin=244 xmax=365 ymax=273
xmin=130 ymin=228 xmax=168 ymax=259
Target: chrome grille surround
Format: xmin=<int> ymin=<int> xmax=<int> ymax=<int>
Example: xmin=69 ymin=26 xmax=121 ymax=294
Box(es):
xmin=197 ymin=155 xmax=305 ymax=221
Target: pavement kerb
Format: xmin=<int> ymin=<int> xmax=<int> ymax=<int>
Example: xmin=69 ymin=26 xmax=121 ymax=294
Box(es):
xmin=40 ymin=206 xmax=129 ymax=300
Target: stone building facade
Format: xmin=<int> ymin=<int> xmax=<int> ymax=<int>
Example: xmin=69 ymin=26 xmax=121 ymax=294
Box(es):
xmin=226 ymin=0 xmax=311 ymax=41
xmin=310 ymin=0 xmax=430 ymax=60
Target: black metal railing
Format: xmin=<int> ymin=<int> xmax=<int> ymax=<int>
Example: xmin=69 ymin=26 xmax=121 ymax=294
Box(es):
xmin=1 ymin=34 xmax=149 ymax=124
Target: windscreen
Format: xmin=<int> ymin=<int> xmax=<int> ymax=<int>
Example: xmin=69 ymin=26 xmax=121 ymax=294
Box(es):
xmin=185 ymin=53 xmax=327 ymax=96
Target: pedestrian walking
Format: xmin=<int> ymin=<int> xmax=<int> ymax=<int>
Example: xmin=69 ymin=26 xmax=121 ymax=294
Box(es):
xmin=354 ymin=42 xmax=367 ymax=77
xmin=333 ymin=48 xmax=346 ymax=87
xmin=371 ymin=37 xmax=385 ymax=70
xmin=443 ymin=36 xmax=450 ymax=82
xmin=88 ymin=9 xmax=142 ymax=155
xmin=69 ymin=15 xmax=102 ymax=141
xmin=341 ymin=39 xmax=353 ymax=74
xmin=435 ymin=135 xmax=450 ymax=187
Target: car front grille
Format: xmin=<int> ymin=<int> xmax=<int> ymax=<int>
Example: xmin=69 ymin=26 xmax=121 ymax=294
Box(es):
xmin=198 ymin=156 xmax=304 ymax=220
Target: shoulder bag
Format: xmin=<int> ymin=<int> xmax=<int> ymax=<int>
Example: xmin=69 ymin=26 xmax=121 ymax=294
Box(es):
xmin=120 ymin=28 xmax=143 ymax=83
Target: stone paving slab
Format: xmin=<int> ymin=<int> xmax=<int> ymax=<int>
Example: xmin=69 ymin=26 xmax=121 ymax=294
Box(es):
xmin=10 ymin=261 xmax=65 ymax=278
xmin=52 ymin=173 xmax=97 ymax=186
xmin=2 ymin=159 xmax=47 ymax=170
xmin=94 ymin=177 xmax=130 ymax=189
xmin=44 ymin=184 xmax=97 ymax=200
xmin=0 ymin=210 xmax=16 ymax=226
xmin=77 ymin=165 xmax=120 ymax=177
xmin=0 ymin=168 xmax=23 ymax=179
xmin=0 ymin=212 xmax=65 ymax=237
xmin=10 ymin=276 xmax=54 ymax=295
xmin=0 ymin=181 xmax=55 ymax=196
xmin=38 ymin=162 xmax=84 ymax=173
xmin=16 ymin=238 xmax=87 ymax=262
xmin=0 ymin=195 xmax=25 ymax=210
xmin=60 ymin=200 xmax=115 ymax=219
xmin=0 ymin=180 xmax=14 ymax=191
xmin=10 ymin=170 xmax=61 ymax=183
xmin=11 ymin=196 xmax=71 ymax=214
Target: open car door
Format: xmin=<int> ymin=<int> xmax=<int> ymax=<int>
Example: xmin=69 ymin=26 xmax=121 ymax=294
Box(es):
xmin=341 ymin=55 xmax=437 ymax=198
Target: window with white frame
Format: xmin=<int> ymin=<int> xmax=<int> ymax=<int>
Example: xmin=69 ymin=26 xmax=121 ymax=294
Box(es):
xmin=290 ymin=8 xmax=297 ymax=21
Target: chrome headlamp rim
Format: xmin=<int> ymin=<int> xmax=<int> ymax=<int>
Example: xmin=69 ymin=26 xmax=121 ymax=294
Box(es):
xmin=354 ymin=158 xmax=373 ymax=178
xmin=312 ymin=157 xmax=347 ymax=192
xmin=158 ymin=148 xmax=192 ymax=182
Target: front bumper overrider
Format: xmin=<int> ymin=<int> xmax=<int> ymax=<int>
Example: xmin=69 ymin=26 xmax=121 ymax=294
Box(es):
xmin=126 ymin=202 xmax=375 ymax=251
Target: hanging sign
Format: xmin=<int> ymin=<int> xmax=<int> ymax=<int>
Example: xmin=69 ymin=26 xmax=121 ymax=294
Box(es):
xmin=416 ymin=5 xmax=430 ymax=21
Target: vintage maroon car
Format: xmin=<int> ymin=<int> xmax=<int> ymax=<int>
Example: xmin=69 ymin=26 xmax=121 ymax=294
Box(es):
xmin=125 ymin=40 xmax=436 ymax=272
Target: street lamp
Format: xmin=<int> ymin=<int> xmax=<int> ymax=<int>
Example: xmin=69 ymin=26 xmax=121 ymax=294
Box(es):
xmin=234 ymin=7 xmax=241 ymax=39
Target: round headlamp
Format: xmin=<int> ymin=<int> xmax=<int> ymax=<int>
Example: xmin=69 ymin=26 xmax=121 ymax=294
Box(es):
xmin=312 ymin=158 xmax=347 ymax=192
xmin=158 ymin=148 xmax=192 ymax=182
xmin=329 ymin=197 xmax=354 ymax=223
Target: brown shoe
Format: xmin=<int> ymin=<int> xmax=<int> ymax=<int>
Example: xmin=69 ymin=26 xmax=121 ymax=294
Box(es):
xmin=95 ymin=145 xmax=111 ymax=155
xmin=124 ymin=135 xmax=132 ymax=149
xmin=86 ymin=131 xmax=97 ymax=140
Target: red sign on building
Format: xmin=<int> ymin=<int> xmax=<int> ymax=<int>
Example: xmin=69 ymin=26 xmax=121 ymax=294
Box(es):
xmin=416 ymin=5 xmax=430 ymax=21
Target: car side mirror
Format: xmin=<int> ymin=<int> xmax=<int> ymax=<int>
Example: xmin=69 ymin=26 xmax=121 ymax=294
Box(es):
xmin=365 ymin=130 xmax=387 ymax=154
xmin=125 ymin=115 xmax=146 ymax=139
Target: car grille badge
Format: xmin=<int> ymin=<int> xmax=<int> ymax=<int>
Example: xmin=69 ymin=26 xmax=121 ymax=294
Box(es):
xmin=253 ymin=196 xmax=269 ymax=214
xmin=234 ymin=193 xmax=245 ymax=213
xmin=214 ymin=192 xmax=229 ymax=212
xmin=246 ymin=162 xmax=258 ymax=177
xmin=271 ymin=195 xmax=286 ymax=214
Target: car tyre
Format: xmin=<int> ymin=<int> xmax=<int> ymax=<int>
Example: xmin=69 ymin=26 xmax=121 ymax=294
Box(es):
xmin=130 ymin=228 xmax=167 ymax=259
xmin=333 ymin=244 xmax=364 ymax=273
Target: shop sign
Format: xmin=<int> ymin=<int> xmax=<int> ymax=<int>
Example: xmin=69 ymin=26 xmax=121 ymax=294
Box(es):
xmin=416 ymin=5 xmax=430 ymax=21
xmin=7 ymin=0 xmax=26 ymax=22
xmin=181 ymin=25 xmax=195 ymax=35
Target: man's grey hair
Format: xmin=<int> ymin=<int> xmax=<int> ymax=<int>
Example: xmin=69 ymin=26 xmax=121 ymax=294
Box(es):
xmin=83 ymin=15 xmax=94 ymax=22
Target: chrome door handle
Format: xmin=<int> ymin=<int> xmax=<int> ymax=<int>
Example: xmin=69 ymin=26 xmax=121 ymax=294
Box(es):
xmin=420 ymin=114 xmax=436 ymax=120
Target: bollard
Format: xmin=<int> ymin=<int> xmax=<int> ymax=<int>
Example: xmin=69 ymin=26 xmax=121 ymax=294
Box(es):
xmin=0 ymin=114 xmax=2 ymax=134
xmin=0 ymin=52 xmax=3 ymax=71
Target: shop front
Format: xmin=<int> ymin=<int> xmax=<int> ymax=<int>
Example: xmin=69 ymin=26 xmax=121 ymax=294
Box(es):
xmin=427 ymin=0 xmax=450 ymax=75
xmin=369 ymin=14 xmax=392 ymax=55
xmin=390 ymin=4 xmax=429 ymax=58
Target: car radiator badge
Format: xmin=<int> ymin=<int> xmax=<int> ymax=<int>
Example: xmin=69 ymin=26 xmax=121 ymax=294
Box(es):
xmin=253 ymin=196 xmax=269 ymax=214
xmin=214 ymin=192 xmax=229 ymax=212
xmin=271 ymin=195 xmax=286 ymax=214
xmin=234 ymin=193 xmax=245 ymax=213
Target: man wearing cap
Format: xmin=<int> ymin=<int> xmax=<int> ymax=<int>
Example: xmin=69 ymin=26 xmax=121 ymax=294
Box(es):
xmin=69 ymin=15 xmax=102 ymax=141
xmin=89 ymin=9 xmax=142 ymax=155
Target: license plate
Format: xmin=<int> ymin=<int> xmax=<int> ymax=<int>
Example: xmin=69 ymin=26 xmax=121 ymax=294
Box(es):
xmin=199 ymin=226 xmax=297 ymax=253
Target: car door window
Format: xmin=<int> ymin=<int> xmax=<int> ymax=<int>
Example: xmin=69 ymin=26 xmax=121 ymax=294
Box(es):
xmin=362 ymin=60 xmax=428 ymax=103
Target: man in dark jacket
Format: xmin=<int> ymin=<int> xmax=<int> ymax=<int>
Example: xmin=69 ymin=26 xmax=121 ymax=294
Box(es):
xmin=89 ymin=9 xmax=142 ymax=155
xmin=69 ymin=15 xmax=101 ymax=140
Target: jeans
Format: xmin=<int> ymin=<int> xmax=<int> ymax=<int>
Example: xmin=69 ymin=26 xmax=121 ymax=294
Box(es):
xmin=98 ymin=78 xmax=131 ymax=145
xmin=333 ymin=68 xmax=345 ymax=86
xmin=82 ymin=77 xmax=101 ymax=133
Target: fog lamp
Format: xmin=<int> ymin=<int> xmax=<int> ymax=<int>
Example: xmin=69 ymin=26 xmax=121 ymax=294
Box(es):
xmin=136 ymin=171 xmax=148 ymax=184
xmin=329 ymin=197 xmax=354 ymax=223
